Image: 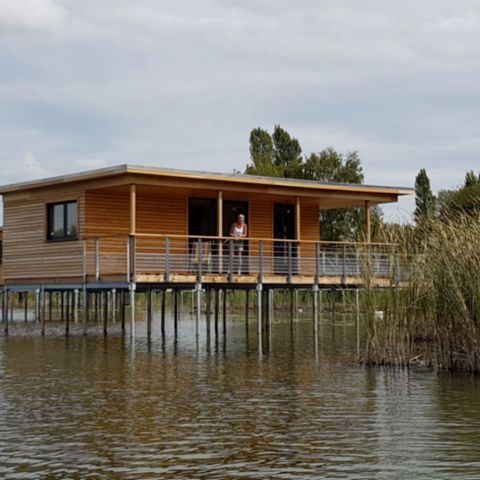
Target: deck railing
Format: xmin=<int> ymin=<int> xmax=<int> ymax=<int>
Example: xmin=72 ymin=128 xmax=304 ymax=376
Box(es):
xmin=83 ymin=234 xmax=408 ymax=285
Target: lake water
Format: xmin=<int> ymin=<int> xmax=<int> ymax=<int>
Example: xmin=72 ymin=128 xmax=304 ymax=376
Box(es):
xmin=1 ymin=312 xmax=480 ymax=479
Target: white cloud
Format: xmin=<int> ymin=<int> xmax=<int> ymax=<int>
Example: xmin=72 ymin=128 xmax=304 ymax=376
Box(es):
xmin=73 ymin=157 xmax=107 ymax=170
xmin=23 ymin=151 xmax=47 ymax=179
xmin=0 ymin=0 xmax=66 ymax=33
xmin=0 ymin=0 xmax=479 ymax=224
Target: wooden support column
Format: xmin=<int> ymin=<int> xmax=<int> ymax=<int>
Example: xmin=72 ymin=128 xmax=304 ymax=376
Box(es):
xmin=295 ymin=196 xmax=301 ymax=240
xmin=218 ymin=190 xmax=223 ymax=272
xmin=295 ymin=196 xmax=301 ymax=271
xmin=365 ymin=200 xmax=371 ymax=243
xmin=130 ymin=184 xmax=137 ymax=235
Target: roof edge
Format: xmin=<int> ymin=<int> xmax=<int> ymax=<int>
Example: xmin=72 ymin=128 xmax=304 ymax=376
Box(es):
xmin=0 ymin=163 xmax=414 ymax=196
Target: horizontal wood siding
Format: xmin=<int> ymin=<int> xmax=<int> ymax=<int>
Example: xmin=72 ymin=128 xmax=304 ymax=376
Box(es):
xmin=299 ymin=202 xmax=319 ymax=274
xmin=3 ymin=189 xmax=85 ymax=283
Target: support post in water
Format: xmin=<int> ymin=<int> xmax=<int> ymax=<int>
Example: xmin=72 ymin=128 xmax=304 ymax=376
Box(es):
xmin=111 ymin=289 xmax=116 ymax=324
xmin=257 ymin=283 xmax=263 ymax=348
xmin=161 ymin=289 xmax=166 ymax=336
xmin=174 ymin=289 xmax=179 ymax=334
xmin=129 ymin=283 xmax=136 ymax=338
xmin=195 ymin=282 xmax=202 ymax=337
xmin=40 ymin=287 xmax=46 ymax=336
xmin=73 ymin=289 xmax=79 ymax=324
xmin=82 ymin=285 xmax=88 ymax=335
xmin=147 ymin=287 xmax=153 ymax=338
xmin=313 ymin=284 xmax=319 ymax=336
xmin=3 ymin=287 xmax=8 ymax=336
xmin=222 ymin=289 xmax=227 ymax=336
xmin=355 ymin=289 xmax=360 ymax=355
xmin=102 ymin=290 xmax=108 ymax=336
xmin=35 ymin=288 xmax=40 ymax=323
xmin=24 ymin=292 xmax=28 ymax=323
xmin=214 ymin=289 xmax=219 ymax=337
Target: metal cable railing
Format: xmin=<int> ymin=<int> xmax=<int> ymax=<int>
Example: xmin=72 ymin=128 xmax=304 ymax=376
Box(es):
xmin=83 ymin=234 xmax=406 ymax=284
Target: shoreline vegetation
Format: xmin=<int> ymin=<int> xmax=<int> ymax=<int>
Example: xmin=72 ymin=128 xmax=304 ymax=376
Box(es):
xmin=361 ymin=213 xmax=480 ymax=374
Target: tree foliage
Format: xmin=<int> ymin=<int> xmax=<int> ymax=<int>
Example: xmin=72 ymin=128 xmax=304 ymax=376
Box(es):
xmin=245 ymin=126 xmax=383 ymax=241
xmin=414 ymin=168 xmax=436 ymax=224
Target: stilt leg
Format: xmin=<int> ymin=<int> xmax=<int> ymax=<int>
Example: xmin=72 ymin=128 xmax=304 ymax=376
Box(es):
xmin=129 ymin=284 xmax=136 ymax=338
xmin=147 ymin=287 xmax=152 ymax=338
xmin=195 ymin=283 xmax=202 ymax=338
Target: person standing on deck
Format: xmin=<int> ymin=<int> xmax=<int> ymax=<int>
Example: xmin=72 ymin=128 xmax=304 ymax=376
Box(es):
xmin=229 ymin=214 xmax=248 ymax=274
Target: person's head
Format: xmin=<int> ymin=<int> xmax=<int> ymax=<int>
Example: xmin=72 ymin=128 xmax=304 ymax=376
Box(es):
xmin=237 ymin=214 xmax=245 ymax=225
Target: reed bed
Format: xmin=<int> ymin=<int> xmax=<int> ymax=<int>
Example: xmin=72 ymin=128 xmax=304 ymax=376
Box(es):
xmin=361 ymin=213 xmax=480 ymax=373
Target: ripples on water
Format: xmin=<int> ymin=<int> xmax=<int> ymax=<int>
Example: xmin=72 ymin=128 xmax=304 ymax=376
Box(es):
xmin=1 ymin=313 xmax=480 ymax=479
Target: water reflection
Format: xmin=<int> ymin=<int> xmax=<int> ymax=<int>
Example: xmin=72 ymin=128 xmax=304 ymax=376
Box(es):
xmin=1 ymin=314 xmax=480 ymax=479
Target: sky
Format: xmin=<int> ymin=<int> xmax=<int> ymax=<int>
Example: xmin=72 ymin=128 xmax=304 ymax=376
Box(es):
xmin=0 ymin=0 xmax=479 ymax=222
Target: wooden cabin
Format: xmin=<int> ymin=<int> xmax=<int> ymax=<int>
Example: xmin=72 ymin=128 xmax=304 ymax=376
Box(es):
xmin=0 ymin=165 xmax=412 ymax=290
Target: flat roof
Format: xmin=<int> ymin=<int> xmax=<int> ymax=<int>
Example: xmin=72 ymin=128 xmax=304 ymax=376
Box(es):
xmin=0 ymin=164 xmax=414 ymax=196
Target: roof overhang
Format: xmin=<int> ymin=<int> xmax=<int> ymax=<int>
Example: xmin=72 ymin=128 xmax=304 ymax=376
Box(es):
xmin=0 ymin=164 xmax=413 ymax=205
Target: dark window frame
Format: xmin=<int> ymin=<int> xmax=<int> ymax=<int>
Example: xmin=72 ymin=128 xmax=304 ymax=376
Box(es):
xmin=47 ymin=200 xmax=78 ymax=242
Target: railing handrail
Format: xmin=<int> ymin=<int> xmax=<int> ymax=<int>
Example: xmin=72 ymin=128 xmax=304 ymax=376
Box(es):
xmin=82 ymin=233 xmax=397 ymax=248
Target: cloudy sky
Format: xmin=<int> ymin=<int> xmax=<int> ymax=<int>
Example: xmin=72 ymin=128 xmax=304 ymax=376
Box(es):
xmin=1 ymin=0 xmax=479 ymax=221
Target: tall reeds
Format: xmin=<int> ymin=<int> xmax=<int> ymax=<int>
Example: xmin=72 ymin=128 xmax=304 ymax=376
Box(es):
xmin=361 ymin=213 xmax=480 ymax=373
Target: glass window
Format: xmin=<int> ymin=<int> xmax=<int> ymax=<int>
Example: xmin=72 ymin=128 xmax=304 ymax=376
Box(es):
xmin=47 ymin=201 xmax=78 ymax=241
xmin=66 ymin=202 xmax=77 ymax=237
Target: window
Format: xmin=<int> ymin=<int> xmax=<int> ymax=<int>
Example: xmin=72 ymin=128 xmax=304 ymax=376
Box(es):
xmin=47 ymin=201 xmax=78 ymax=241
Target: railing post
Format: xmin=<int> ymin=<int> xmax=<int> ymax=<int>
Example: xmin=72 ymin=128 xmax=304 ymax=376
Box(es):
xmin=95 ymin=238 xmax=100 ymax=282
xmin=287 ymin=242 xmax=293 ymax=283
xmin=258 ymin=241 xmax=264 ymax=284
xmin=165 ymin=237 xmax=171 ymax=283
xmin=228 ymin=240 xmax=234 ymax=282
xmin=315 ymin=243 xmax=320 ymax=285
xmin=197 ymin=239 xmax=203 ymax=283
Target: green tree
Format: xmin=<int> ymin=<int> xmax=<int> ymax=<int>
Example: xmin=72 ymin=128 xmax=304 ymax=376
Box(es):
xmin=414 ymin=168 xmax=436 ymax=223
xmin=272 ymin=125 xmax=303 ymax=178
xmin=245 ymin=126 xmax=383 ymax=241
xmin=245 ymin=128 xmax=278 ymax=176
xmin=464 ymin=170 xmax=480 ymax=188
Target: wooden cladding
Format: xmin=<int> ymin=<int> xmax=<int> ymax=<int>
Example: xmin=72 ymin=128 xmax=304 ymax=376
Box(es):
xmin=1 ymin=183 xmax=323 ymax=284
xmin=2 ymin=188 xmax=85 ymax=283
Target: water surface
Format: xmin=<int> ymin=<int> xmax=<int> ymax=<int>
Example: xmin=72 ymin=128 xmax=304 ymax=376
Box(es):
xmin=1 ymin=313 xmax=480 ymax=479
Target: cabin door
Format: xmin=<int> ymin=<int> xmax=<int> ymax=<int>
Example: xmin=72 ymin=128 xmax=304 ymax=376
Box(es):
xmin=188 ymin=198 xmax=218 ymax=272
xmin=223 ymin=200 xmax=249 ymax=272
xmin=273 ymin=203 xmax=297 ymax=274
